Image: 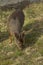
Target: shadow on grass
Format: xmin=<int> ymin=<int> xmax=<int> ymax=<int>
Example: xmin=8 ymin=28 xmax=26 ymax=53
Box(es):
xmin=23 ymin=20 xmax=43 ymax=48
xmin=0 ymin=31 xmax=9 ymax=42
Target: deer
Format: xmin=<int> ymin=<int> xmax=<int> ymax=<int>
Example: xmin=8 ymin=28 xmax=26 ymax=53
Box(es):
xmin=7 ymin=9 xmax=25 ymax=49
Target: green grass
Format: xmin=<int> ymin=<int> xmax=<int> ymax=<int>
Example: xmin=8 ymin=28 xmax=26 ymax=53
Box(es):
xmin=0 ymin=3 xmax=43 ymax=65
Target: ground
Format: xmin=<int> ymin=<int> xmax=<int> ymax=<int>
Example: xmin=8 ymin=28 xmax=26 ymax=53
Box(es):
xmin=0 ymin=3 xmax=43 ymax=65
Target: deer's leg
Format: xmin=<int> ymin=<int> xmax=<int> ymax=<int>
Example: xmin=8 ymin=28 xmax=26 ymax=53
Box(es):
xmin=8 ymin=32 xmax=13 ymax=44
xmin=19 ymin=31 xmax=25 ymax=49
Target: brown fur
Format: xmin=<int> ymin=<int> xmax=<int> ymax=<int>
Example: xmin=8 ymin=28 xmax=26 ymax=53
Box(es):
xmin=7 ymin=9 xmax=25 ymax=49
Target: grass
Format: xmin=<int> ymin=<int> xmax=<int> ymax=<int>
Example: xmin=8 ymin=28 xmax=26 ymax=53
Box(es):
xmin=0 ymin=2 xmax=43 ymax=65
